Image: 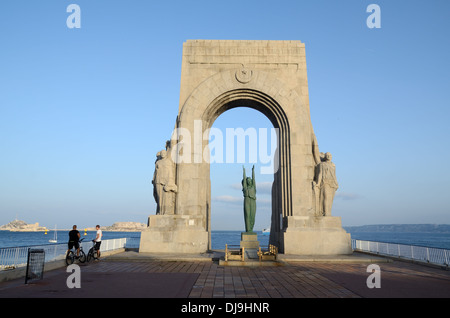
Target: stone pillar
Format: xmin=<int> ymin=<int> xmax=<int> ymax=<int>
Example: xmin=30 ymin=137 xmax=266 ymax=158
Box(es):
xmin=139 ymin=215 xmax=208 ymax=254
xmin=283 ymin=216 xmax=352 ymax=255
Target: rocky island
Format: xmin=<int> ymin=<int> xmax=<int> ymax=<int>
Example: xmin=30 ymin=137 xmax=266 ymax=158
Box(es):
xmin=0 ymin=220 xmax=147 ymax=232
xmin=0 ymin=219 xmax=47 ymax=232
xmin=101 ymin=222 xmax=147 ymax=232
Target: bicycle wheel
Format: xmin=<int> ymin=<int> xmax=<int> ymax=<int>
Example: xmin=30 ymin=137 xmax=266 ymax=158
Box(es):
xmin=87 ymin=248 xmax=94 ymax=263
xmin=65 ymin=251 xmax=74 ymax=265
xmin=78 ymin=250 xmax=86 ymax=263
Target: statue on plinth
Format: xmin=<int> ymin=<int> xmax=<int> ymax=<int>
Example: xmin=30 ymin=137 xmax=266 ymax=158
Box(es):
xmin=313 ymin=152 xmax=338 ymax=216
xmin=152 ymin=148 xmax=177 ymax=215
xmin=242 ymin=165 xmax=256 ymax=233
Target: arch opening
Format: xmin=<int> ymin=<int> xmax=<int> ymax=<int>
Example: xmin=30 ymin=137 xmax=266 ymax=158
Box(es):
xmin=197 ymin=89 xmax=292 ymax=251
xmin=208 ymin=107 xmax=274 ymax=249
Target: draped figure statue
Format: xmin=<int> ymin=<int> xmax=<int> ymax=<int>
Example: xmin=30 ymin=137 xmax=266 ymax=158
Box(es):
xmin=242 ymin=165 xmax=256 ymax=233
xmin=313 ymin=152 xmax=338 ymax=216
xmin=153 ymin=149 xmax=177 ymax=215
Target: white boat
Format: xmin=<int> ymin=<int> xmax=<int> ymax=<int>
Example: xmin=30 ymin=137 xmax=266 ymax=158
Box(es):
xmin=49 ymin=225 xmax=58 ymax=243
xmin=262 ymin=228 xmax=270 ymax=235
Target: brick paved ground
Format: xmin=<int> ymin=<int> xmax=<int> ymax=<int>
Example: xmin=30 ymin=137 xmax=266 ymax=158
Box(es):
xmin=1 ymin=254 xmax=450 ymax=299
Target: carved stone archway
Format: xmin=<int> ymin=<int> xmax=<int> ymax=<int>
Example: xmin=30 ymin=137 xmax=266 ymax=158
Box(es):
xmin=139 ymin=40 xmax=351 ymax=255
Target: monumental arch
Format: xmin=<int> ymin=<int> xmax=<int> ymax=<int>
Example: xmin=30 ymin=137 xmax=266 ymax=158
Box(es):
xmin=140 ymin=40 xmax=352 ymax=255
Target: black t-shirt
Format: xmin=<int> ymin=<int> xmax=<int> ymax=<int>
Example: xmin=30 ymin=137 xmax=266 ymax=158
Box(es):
xmin=68 ymin=230 xmax=79 ymax=242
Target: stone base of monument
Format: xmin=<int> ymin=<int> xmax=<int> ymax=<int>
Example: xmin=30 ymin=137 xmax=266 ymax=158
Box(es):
xmin=220 ymin=234 xmax=282 ymax=266
xmin=283 ymin=216 xmax=352 ymax=255
xmin=240 ymin=232 xmax=260 ymax=259
xmin=139 ymin=215 xmax=208 ymax=254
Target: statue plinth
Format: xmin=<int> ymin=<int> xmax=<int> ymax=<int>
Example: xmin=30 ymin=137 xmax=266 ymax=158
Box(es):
xmin=240 ymin=232 xmax=259 ymax=259
xmin=283 ymin=216 xmax=352 ymax=255
xmin=139 ymin=215 xmax=208 ymax=254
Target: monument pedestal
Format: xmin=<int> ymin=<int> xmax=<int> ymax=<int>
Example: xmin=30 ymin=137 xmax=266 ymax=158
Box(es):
xmin=240 ymin=232 xmax=260 ymax=259
xmin=139 ymin=215 xmax=208 ymax=254
xmin=283 ymin=216 xmax=352 ymax=255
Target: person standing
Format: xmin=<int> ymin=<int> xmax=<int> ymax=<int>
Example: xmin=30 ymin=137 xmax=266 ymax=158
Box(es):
xmin=93 ymin=225 xmax=102 ymax=259
xmin=67 ymin=225 xmax=81 ymax=258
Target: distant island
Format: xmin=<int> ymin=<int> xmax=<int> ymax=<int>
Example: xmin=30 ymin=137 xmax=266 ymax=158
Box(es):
xmin=0 ymin=219 xmax=47 ymax=232
xmin=344 ymin=224 xmax=450 ymax=233
xmin=2 ymin=220 xmax=450 ymax=233
xmin=0 ymin=219 xmax=147 ymax=232
xmin=102 ymin=222 xmax=147 ymax=232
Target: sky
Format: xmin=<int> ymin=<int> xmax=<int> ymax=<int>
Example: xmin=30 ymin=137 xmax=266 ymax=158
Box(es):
xmin=0 ymin=0 xmax=449 ymax=231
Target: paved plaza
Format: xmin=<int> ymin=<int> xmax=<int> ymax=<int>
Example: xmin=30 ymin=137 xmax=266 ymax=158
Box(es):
xmin=0 ymin=251 xmax=449 ymax=300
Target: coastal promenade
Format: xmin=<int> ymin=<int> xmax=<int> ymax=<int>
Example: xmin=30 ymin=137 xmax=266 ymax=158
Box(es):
xmin=0 ymin=250 xmax=449 ymax=302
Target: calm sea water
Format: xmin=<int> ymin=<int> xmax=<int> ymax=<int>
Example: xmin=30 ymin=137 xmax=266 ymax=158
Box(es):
xmin=211 ymin=231 xmax=450 ymax=250
xmin=211 ymin=231 xmax=270 ymax=250
xmin=348 ymin=231 xmax=450 ymax=250
xmin=0 ymin=230 xmax=141 ymax=249
xmin=1 ymin=230 xmax=450 ymax=250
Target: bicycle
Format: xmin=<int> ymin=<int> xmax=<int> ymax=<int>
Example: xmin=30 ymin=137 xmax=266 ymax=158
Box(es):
xmin=87 ymin=240 xmax=101 ymax=262
xmin=65 ymin=238 xmax=87 ymax=265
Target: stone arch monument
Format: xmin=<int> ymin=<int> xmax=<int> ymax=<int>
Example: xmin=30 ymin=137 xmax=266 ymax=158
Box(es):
xmin=139 ymin=40 xmax=352 ymax=255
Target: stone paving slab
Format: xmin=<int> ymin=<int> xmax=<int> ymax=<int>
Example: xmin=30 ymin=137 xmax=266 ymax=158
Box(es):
xmin=0 ymin=251 xmax=449 ymax=301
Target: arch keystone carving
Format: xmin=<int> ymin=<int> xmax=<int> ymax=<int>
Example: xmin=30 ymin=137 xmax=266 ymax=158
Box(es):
xmin=235 ymin=67 xmax=253 ymax=84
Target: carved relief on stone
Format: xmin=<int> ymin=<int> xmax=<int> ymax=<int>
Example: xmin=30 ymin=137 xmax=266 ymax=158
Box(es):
xmin=312 ymin=152 xmax=339 ymax=217
xmin=235 ymin=67 xmax=253 ymax=84
xmin=152 ymin=141 xmax=177 ymax=215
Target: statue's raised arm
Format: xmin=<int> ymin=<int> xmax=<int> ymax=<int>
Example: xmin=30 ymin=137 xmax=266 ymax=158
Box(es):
xmin=252 ymin=165 xmax=255 ymax=190
xmin=242 ymin=165 xmax=247 ymax=190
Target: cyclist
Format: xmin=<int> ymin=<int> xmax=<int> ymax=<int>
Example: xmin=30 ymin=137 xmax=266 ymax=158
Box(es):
xmin=67 ymin=225 xmax=81 ymax=258
xmin=93 ymin=224 xmax=102 ymax=259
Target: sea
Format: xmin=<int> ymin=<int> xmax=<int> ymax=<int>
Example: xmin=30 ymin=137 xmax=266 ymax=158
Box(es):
xmin=0 ymin=231 xmax=141 ymax=249
xmin=1 ymin=230 xmax=450 ymax=250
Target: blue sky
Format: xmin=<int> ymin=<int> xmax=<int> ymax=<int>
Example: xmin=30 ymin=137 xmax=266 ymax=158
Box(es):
xmin=0 ymin=0 xmax=449 ymax=230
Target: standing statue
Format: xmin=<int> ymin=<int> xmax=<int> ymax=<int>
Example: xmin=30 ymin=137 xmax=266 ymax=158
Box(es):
xmin=242 ymin=165 xmax=256 ymax=233
xmin=313 ymin=152 xmax=338 ymax=216
xmin=152 ymin=149 xmax=177 ymax=215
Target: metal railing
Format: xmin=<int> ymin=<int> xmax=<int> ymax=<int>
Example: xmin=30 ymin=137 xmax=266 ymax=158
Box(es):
xmin=0 ymin=238 xmax=129 ymax=271
xmin=352 ymin=239 xmax=450 ymax=267
xmin=4 ymin=237 xmax=449 ymax=270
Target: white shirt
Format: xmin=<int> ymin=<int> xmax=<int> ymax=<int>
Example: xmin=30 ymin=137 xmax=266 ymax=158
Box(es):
xmin=96 ymin=229 xmax=102 ymax=242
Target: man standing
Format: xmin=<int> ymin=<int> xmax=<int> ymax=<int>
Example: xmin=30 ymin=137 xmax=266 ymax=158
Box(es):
xmin=68 ymin=225 xmax=81 ymax=257
xmin=93 ymin=225 xmax=102 ymax=259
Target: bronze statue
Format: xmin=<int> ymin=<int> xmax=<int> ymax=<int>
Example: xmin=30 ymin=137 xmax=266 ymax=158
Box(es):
xmin=242 ymin=165 xmax=256 ymax=233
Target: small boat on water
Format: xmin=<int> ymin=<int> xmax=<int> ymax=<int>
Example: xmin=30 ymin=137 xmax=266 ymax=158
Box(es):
xmin=262 ymin=228 xmax=270 ymax=235
xmin=49 ymin=225 xmax=57 ymax=243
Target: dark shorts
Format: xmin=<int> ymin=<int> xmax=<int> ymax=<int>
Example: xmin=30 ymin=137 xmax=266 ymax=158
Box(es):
xmin=94 ymin=241 xmax=101 ymax=250
xmin=68 ymin=241 xmax=79 ymax=250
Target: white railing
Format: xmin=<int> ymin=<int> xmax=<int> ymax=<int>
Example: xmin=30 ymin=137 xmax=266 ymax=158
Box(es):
xmin=0 ymin=238 xmax=128 ymax=271
xmin=352 ymin=239 xmax=450 ymax=267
